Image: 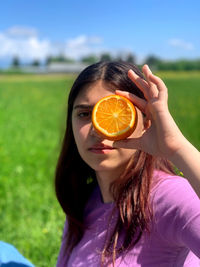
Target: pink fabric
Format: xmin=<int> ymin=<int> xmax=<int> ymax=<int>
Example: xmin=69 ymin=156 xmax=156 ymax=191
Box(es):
xmin=57 ymin=171 xmax=200 ymax=266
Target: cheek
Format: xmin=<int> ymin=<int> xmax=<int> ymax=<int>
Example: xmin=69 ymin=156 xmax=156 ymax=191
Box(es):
xmin=72 ymin=122 xmax=92 ymax=164
xmin=72 ymin=120 xmax=90 ymax=146
xmin=119 ymin=147 xmax=136 ymax=160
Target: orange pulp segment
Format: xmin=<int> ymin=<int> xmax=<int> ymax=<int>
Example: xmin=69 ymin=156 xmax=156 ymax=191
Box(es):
xmin=92 ymin=95 xmax=137 ymax=140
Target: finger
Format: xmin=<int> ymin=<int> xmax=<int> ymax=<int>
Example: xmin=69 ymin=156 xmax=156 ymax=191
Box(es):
xmin=115 ymin=90 xmax=146 ymax=114
xmin=142 ymin=64 xmax=152 ymax=81
xmin=148 ymin=73 xmax=168 ymax=101
xmin=142 ymin=65 xmax=159 ymax=98
xmin=128 ymin=69 xmax=151 ymax=100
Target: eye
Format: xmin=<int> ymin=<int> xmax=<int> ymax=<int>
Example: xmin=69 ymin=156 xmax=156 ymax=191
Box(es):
xmin=78 ymin=111 xmax=91 ymax=119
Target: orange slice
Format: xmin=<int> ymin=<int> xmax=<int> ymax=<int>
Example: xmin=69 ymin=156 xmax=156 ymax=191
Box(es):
xmin=92 ymin=95 xmax=137 ymax=140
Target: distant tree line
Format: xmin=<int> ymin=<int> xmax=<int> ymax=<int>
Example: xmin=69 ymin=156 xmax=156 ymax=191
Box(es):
xmin=10 ymin=53 xmax=136 ymax=68
xmin=11 ymin=56 xmax=41 ymax=68
xmin=44 ymin=52 xmax=136 ymax=65
xmin=10 ymin=53 xmax=200 ymax=71
xmin=145 ymin=55 xmax=200 ymax=71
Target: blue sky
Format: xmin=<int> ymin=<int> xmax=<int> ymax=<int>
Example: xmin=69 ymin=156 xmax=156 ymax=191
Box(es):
xmin=0 ymin=0 xmax=200 ymax=67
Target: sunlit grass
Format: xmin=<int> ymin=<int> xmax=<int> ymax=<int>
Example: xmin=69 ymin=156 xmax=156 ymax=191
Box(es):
xmin=0 ymin=75 xmax=74 ymax=266
xmin=160 ymin=74 xmax=200 ymax=149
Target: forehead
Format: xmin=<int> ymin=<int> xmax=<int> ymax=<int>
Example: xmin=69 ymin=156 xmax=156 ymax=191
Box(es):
xmin=73 ymin=80 xmax=116 ymax=107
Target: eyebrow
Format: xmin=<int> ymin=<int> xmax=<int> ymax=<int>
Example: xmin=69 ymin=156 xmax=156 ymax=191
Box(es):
xmin=73 ymin=104 xmax=94 ymax=110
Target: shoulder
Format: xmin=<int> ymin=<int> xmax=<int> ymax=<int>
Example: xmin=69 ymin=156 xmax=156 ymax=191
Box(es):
xmin=151 ymin=170 xmax=199 ymax=208
xmin=150 ymin=171 xmax=200 ymax=244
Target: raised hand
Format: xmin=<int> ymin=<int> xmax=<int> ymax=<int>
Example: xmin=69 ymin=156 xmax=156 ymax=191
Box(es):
xmin=114 ymin=65 xmax=200 ymax=197
xmin=114 ymin=64 xmax=185 ymax=159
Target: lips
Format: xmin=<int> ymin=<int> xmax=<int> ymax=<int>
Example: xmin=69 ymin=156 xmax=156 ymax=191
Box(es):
xmin=88 ymin=143 xmax=115 ymax=154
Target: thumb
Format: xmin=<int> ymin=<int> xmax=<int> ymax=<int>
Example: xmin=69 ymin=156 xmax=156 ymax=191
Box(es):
xmin=113 ymin=137 xmax=142 ymax=150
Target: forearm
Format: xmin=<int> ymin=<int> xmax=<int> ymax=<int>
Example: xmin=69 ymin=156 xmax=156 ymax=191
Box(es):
xmin=170 ymin=139 xmax=200 ymax=197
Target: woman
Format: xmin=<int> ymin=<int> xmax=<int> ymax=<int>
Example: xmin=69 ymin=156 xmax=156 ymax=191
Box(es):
xmin=55 ymin=61 xmax=200 ymax=266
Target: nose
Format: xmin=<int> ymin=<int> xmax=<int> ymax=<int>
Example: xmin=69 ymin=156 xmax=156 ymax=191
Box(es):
xmin=89 ymin=123 xmax=104 ymax=140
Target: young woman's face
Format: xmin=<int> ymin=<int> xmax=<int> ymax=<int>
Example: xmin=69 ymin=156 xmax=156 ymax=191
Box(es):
xmin=72 ymin=80 xmax=145 ymax=177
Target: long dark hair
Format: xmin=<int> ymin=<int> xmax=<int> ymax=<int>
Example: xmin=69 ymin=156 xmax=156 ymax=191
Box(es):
xmin=55 ymin=61 xmax=175 ymax=264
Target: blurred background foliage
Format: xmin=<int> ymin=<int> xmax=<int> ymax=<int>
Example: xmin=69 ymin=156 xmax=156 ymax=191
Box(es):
xmin=1 ymin=53 xmax=200 ymax=73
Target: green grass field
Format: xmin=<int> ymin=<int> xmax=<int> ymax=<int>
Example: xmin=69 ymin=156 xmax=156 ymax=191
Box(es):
xmin=159 ymin=71 xmax=200 ymax=149
xmin=0 ymin=72 xmax=200 ymax=266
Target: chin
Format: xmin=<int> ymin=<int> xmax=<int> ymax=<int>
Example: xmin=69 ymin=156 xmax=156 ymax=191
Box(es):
xmin=91 ymin=161 xmax=127 ymax=173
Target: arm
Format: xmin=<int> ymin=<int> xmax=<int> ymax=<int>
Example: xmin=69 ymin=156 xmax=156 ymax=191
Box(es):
xmin=152 ymin=176 xmax=200 ymax=257
xmin=170 ymin=138 xmax=200 ymax=197
xmin=114 ymin=65 xmax=200 ymax=197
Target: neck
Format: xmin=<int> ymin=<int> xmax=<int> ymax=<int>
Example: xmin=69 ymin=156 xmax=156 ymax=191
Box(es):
xmin=95 ymin=170 xmax=119 ymax=203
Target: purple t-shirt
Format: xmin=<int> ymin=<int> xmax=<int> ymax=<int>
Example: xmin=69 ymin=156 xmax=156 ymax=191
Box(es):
xmin=57 ymin=171 xmax=200 ymax=266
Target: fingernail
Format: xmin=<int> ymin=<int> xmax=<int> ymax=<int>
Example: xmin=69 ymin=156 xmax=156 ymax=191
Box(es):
xmin=146 ymin=64 xmax=152 ymax=73
xmin=128 ymin=69 xmax=135 ymax=75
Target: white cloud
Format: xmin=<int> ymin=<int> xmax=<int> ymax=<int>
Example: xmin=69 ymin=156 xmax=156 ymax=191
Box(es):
xmin=168 ymin=38 xmax=194 ymax=50
xmin=63 ymin=35 xmax=103 ymax=59
xmin=67 ymin=35 xmax=102 ymax=48
xmin=6 ymin=25 xmax=38 ymax=38
xmin=0 ymin=26 xmax=52 ymax=61
xmin=0 ymin=26 xmax=104 ymax=62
